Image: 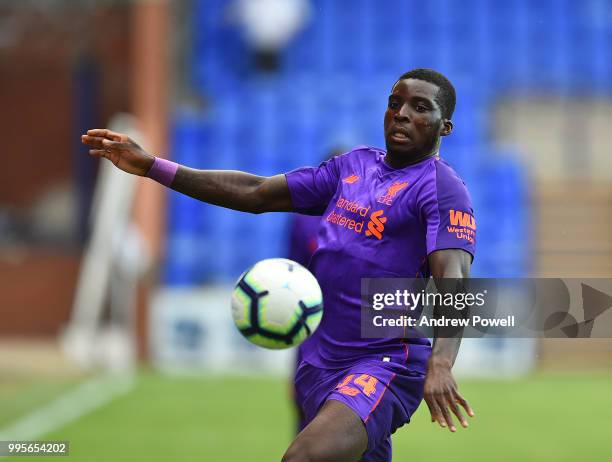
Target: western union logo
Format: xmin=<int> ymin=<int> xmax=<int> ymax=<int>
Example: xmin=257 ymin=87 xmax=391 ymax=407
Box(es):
xmin=449 ymin=210 xmax=476 ymax=230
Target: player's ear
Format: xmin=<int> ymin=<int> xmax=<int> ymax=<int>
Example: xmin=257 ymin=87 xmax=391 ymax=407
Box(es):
xmin=440 ymin=119 xmax=453 ymax=137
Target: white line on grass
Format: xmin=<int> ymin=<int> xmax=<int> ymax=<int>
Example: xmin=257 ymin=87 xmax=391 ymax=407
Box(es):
xmin=0 ymin=374 xmax=135 ymax=445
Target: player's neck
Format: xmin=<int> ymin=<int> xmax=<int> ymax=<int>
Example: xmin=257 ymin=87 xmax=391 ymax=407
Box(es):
xmin=384 ymin=149 xmax=439 ymax=169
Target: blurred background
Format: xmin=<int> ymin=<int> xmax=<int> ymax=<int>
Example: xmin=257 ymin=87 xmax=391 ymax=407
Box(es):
xmin=0 ymin=0 xmax=611 ymax=460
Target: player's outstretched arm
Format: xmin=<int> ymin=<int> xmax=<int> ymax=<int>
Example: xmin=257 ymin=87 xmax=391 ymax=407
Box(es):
xmin=424 ymin=249 xmax=475 ymax=433
xmin=81 ymin=129 xmax=293 ymax=213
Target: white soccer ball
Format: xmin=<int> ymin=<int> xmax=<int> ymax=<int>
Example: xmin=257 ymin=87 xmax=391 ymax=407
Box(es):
xmin=231 ymin=258 xmax=323 ymax=349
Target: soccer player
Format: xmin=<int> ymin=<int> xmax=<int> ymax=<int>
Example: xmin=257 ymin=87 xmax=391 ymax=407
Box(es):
xmin=82 ymin=68 xmax=476 ymax=462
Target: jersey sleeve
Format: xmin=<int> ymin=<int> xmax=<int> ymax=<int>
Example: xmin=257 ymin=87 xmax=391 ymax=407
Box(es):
xmin=418 ymin=164 xmax=476 ymax=260
xmin=284 ymin=156 xmax=342 ymax=215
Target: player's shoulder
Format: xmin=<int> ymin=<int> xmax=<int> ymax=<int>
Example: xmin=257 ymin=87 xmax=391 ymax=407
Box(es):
xmin=349 ymin=145 xmax=385 ymax=155
xmin=335 ymin=145 xmax=386 ymax=165
xmin=432 ymin=157 xmax=470 ymax=192
xmin=417 ymin=157 xmax=472 ymax=203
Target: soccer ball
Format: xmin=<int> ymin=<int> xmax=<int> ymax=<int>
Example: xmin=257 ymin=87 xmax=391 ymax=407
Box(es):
xmin=231 ymin=258 xmax=323 ymax=349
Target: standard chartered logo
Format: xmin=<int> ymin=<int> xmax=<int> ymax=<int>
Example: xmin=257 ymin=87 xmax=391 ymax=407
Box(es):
xmin=326 ymin=199 xmax=388 ymax=240
xmin=365 ymin=210 xmax=387 ymax=240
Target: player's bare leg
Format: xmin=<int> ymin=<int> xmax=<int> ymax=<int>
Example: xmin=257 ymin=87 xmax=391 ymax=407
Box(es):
xmin=282 ymin=400 xmax=367 ymax=462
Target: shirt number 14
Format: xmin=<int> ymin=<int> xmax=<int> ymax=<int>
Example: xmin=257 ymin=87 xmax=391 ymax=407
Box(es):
xmin=336 ymin=374 xmax=378 ymax=397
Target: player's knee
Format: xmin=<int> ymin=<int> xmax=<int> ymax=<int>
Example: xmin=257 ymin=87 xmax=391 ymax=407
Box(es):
xmin=281 ymin=438 xmax=332 ymax=462
xmin=281 ymin=445 xmax=304 ymax=462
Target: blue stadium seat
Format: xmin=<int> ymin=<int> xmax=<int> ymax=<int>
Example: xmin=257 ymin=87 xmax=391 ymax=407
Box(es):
xmin=166 ymin=0 xmax=609 ymax=282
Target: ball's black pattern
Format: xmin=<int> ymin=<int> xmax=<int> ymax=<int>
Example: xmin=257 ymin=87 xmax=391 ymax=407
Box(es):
xmin=236 ymin=273 xmax=323 ymax=346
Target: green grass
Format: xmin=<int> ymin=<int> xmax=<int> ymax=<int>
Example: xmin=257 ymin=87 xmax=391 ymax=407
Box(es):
xmin=3 ymin=372 xmax=612 ymax=461
xmin=0 ymin=377 xmax=83 ymax=428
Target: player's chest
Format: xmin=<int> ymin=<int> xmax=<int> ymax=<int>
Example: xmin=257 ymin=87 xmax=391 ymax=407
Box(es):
xmin=323 ymin=171 xmax=421 ymax=241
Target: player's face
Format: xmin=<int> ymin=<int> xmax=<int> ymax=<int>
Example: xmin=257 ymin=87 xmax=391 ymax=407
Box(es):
xmin=384 ymin=79 xmax=452 ymax=158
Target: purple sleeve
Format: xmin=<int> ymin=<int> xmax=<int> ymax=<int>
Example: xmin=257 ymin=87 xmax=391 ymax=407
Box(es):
xmin=284 ymin=157 xmax=341 ymax=215
xmin=419 ymin=163 xmax=476 ymax=259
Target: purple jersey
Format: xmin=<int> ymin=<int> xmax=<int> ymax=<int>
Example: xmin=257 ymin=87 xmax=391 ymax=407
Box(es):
xmin=285 ymin=146 xmax=476 ymax=370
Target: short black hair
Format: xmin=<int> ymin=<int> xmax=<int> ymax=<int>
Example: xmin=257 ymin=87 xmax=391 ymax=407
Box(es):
xmin=396 ymin=68 xmax=456 ymax=120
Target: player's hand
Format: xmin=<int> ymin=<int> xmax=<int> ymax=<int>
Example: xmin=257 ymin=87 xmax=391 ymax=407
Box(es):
xmin=423 ymin=359 xmax=474 ymax=432
xmin=81 ymin=129 xmax=155 ymax=176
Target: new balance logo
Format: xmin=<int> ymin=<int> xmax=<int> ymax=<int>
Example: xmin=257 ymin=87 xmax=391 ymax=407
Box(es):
xmin=365 ymin=210 xmax=387 ymax=240
xmin=342 ymin=174 xmax=360 ymax=184
xmin=449 ymin=210 xmax=476 ymax=230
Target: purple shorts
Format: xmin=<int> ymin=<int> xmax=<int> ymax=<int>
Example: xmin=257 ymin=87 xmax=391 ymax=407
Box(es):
xmin=294 ymin=349 xmax=430 ymax=462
